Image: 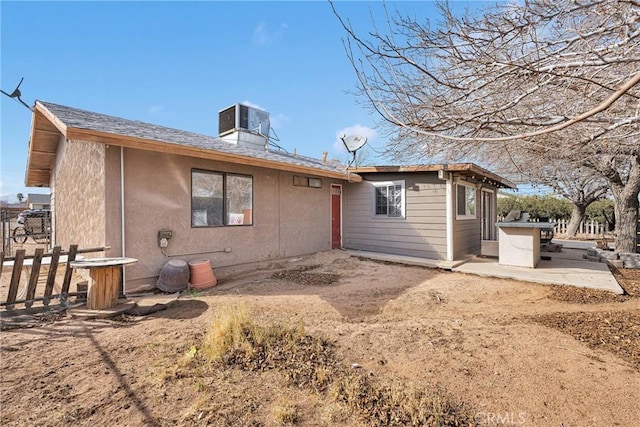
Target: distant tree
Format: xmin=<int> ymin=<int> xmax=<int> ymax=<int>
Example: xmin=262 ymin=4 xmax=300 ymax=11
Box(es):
xmin=497 ymin=196 xmax=522 ymax=218
xmin=497 ymin=195 xmax=571 ymax=220
xmin=586 ymin=199 xmax=615 ymax=229
xmin=545 ymin=169 xmax=609 ymax=237
xmin=16 ymin=193 xmax=24 ymax=203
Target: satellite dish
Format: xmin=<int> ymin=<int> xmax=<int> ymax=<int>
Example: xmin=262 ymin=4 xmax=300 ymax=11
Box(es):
xmin=341 ymin=134 xmax=367 ymax=153
xmin=340 ymin=134 xmax=368 ymax=168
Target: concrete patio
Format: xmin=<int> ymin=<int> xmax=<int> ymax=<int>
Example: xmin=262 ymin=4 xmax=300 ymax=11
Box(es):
xmin=347 ymin=239 xmax=625 ymax=295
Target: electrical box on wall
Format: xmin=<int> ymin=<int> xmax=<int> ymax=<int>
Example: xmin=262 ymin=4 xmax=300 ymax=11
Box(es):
xmin=158 ymin=229 xmax=172 ymax=248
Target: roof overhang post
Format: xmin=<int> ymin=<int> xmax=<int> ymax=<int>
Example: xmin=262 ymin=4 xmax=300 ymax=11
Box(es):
xmin=443 ymin=169 xmax=454 ymax=262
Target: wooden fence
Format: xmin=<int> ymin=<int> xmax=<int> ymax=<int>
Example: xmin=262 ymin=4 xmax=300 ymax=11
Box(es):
xmin=0 ymin=245 xmax=109 ymax=310
xmin=497 ymin=217 xmax=608 ymax=237
xmin=551 ymin=219 xmax=608 ymax=236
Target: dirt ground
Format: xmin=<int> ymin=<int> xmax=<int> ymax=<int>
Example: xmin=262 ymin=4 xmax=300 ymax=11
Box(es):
xmin=1 ymin=250 xmax=639 ymax=426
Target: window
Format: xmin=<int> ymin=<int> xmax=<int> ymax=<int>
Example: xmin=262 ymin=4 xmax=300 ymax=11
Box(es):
xmin=192 ymin=170 xmax=253 ymax=227
xmin=456 ymin=183 xmax=476 ymax=219
xmin=373 ymin=181 xmax=405 ymax=218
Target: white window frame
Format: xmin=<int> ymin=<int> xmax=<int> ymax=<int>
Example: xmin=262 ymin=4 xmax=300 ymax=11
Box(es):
xmin=456 ymin=182 xmax=477 ymax=220
xmin=372 ymin=180 xmax=405 ymax=219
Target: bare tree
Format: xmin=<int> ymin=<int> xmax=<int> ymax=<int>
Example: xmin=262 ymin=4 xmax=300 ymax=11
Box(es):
xmin=550 ymin=171 xmax=610 ymax=237
xmin=332 ymin=0 xmax=640 ymax=252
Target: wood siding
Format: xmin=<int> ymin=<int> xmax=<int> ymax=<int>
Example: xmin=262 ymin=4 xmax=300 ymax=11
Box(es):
xmin=453 ymin=212 xmax=481 ymax=259
xmin=343 ymin=173 xmax=447 ymax=260
xmin=452 ymin=183 xmax=499 ymax=259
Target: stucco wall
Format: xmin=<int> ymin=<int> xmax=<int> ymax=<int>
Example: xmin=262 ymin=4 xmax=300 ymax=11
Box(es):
xmin=52 ymin=138 xmax=106 ymax=250
xmin=278 ymin=172 xmax=334 ymax=257
xmin=104 ymin=146 xmax=123 ymax=257
xmin=120 ymin=148 xmax=335 ymax=288
xmin=342 ymin=173 xmax=447 ymax=260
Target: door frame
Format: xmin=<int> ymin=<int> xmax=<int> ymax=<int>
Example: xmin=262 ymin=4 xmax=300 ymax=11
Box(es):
xmin=330 ymin=184 xmax=342 ymax=249
xmin=481 ymin=188 xmax=496 ymax=241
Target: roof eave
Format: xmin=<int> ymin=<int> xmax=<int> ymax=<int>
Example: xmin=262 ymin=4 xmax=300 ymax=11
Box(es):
xmin=65 ymin=127 xmax=361 ymax=182
xmin=25 ymin=101 xmax=361 ymax=184
xmin=349 ymin=163 xmax=515 ymax=189
xmin=25 ymin=102 xmax=66 ymax=187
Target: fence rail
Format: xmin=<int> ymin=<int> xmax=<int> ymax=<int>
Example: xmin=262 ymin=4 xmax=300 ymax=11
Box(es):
xmin=551 ymin=219 xmax=608 ymax=236
xmin=497 ymin=217 xmax=609 ymax=237
xmin=0 ymin=245 xmax=109 ymax=310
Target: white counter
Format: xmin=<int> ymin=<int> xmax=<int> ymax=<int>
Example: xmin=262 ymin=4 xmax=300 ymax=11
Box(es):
xmin=495 ymin=222 xmax=555 ymax=268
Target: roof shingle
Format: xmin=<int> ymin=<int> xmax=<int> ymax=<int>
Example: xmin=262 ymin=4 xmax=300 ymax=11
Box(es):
xmin=38 ymin=101 xmax=347 ymax=175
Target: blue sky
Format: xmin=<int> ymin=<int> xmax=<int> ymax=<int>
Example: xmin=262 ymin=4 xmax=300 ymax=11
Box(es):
xmin=2 ymin=1 xmax=524 ymax=202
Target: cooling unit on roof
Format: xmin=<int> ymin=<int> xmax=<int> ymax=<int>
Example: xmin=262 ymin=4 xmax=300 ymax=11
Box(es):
xmin=218 ymin=103 xmax=270 ymax=137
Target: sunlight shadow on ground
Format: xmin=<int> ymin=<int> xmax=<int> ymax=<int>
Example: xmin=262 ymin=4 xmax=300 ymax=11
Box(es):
xmin=148 ymin=298 xmax=209 ymax=320
xmin=202 ymin=256 xmax=440 ymax=320
xmin=82 ymin=324 xmax=160 ymax=426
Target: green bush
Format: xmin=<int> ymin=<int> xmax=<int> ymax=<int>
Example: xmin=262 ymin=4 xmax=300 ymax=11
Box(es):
xmin=498 ymin=195 xmax=572 ymax=220
xmin=585 ymin=199 xmax=614 ymax=223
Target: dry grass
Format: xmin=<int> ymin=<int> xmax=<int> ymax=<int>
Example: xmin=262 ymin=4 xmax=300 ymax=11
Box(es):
xmin=201 ymin=304 xmax=254 ymax=362
xmin=270 ymin=400 xmax=299 ymax=425
xmin=194 ymin=304 xmax=473 ymax=427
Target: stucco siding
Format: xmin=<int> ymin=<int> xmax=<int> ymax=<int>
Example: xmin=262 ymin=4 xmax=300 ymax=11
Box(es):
xmin=278 ymin=172 xmax=334 ymax=258
xmin=120 ymin=149 xmax=334 ymax=288
xmin=342 ymin=173 xmax=447 ymax=260
xmin=52 ymin=138 xmax=106 ymax=250
xmin=104 ymin=146 xmax=123 ymax=257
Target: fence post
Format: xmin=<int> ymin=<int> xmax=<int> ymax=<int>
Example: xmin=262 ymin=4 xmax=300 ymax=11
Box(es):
xmin=6 ymin=249 xmax=25 ymax=310
xmin=25 ymin=248 xmax=44 ymax=308
xmin=59 ymin=244 xmax=78 ymax=303
xmin=43 ymin=246 xmax=62 ymax=306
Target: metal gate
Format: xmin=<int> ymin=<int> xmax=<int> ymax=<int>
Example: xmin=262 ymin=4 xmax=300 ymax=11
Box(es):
xmin=1 ymin=208 xmax=51 ymax=256
xmin=1 ymin=209 xmax=20 ymax=256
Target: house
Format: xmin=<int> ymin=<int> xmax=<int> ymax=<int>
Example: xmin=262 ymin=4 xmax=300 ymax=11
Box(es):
xmin=25 ymin=101 xmax=514 ymax=290
xmin=345 ymin=165 xmax=514 ymax=262
xmin=26 ymin=193 xmax=51 ymax=210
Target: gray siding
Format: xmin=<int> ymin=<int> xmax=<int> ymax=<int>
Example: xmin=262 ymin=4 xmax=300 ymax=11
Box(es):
xmin=452 ymin=184 xmax=500 ymax=259
xmin=343 ymin=173 xmax=447 ymax=260
xmin=453 ymin=213 xmax=481 ymax=259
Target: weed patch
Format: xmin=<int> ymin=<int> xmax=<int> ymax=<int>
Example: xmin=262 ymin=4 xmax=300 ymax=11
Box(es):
xmin=196 ymin=304 xmax=473 ymax=426
xmin=271 ymin=265 xmax=340 ymax=286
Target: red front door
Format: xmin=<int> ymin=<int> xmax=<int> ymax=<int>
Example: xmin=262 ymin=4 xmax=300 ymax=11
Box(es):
xmin=331 ymin=185 xmax=342 ymax=249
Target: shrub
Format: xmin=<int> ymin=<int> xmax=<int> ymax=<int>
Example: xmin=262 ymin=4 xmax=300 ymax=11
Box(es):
xmin=586 ymin=199 xmax=614 ymax=223
xmin=498 ymin=194 xmax=572 ymax=220
xmin=199 ymin=304 xmax=473 ymax=426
